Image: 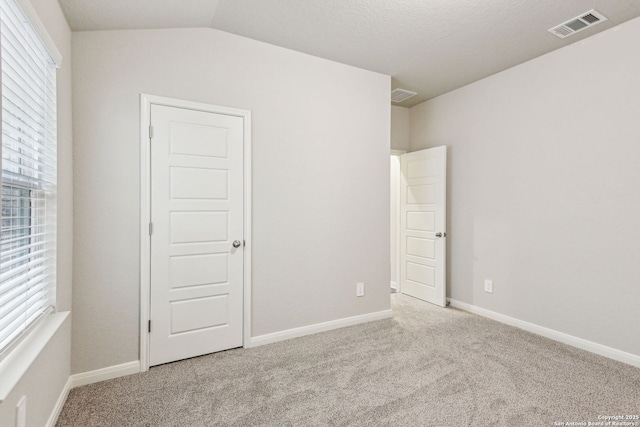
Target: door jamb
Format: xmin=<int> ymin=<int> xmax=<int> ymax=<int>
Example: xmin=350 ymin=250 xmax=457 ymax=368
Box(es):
xmin=390 ymin=150 xmax=405 ymax=294
xmin=139 ymin=93 xmax=252 ymax=372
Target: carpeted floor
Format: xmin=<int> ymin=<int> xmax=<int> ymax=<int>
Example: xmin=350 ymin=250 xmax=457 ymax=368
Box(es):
xmin=57 ymin=294 xmax=640 ymax=426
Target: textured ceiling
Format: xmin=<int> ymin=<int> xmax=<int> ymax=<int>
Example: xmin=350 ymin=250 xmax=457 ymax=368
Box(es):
xmin=59 ymin=0 xmax=220 ymax=31
xmin=59 ymin=0 xmax=640 ymax=107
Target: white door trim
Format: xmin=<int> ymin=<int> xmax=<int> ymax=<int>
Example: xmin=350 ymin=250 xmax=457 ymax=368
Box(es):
xmin=390 ymin=151 xmax=405 ymax=293
xmin=139 ymin=94 xmax=252 ymax=372
xmin=390 ymin=149 xmax=406 ymax=156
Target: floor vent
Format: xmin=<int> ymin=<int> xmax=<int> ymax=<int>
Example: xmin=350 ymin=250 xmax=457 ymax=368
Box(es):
xmin=548 ymin=10 xmax=607 ymax=39
xmin=391 ymin=88 xmax=417 ymax=103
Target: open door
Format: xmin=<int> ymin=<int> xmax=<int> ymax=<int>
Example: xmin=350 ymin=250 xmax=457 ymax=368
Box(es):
xmin=149 ymin=103 xmax=244 ymax=366
xmin=400 ymin=146 xmax=447 ymax=307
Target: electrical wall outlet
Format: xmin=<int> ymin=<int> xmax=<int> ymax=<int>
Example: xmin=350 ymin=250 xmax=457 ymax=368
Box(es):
xmin=356 ymin=282 xmax=365 ymax=297
xmin=484 ymin=279 xmax=493 ymax=293
xmin=16 ymin=396 xmax=26 ymax=427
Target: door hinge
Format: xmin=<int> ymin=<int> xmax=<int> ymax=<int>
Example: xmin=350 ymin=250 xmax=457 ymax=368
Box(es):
xmin=149 ymin=125 xmax=154 ymax=139
xmin=148 ymin=320 xmax=151 ymax=333
xmin=149 ymin=222 xmax=153 ymax=236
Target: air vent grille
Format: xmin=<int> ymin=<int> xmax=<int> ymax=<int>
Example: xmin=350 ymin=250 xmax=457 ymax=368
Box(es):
xmin=391 ymin=88 xmax=417 ymax=103
xmin=548 ymin=9 xmax=607 ymax=39
xmin=581 ymin=13 xmax=600 ymax=24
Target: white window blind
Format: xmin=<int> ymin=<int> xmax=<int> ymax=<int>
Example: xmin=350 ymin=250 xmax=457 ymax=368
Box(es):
xmin=0 ymin=0 xmax=57 ymax=356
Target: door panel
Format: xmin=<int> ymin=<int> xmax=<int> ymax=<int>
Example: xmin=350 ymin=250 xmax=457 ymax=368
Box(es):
xmin=170 ymin=167 xmax=228 ymax=199
xmin=170 ymin=296 xmax=228 ymax=334
xmin=150 ymin=104 xmax=243 ymax=366
xmin=169 ymin=254 xmax=228 ymax=288
xmin=400 ymin=147 xmax=447 ymax=307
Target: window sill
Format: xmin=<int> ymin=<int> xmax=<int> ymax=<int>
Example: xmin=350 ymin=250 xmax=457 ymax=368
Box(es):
xmin=0 ymin=311 xmax=69 ymax=403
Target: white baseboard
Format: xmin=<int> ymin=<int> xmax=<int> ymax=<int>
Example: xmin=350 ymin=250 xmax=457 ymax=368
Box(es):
xmin=448 ymin=298 xmax=640 ymax=368
xmin=69 ymin=360 xmax=141 ymax=389
xmin=390 ymin=281 xmax=398 ymax=290
xmin=45 ymin=376 xmax=71 ymax=427
xmin=247 ymin=309 xmax=393 ymax=348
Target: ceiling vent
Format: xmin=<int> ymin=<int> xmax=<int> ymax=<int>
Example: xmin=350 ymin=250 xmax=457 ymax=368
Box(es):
xmin=391 ymin=88 xmax=417 ymax=103
xmin=548 ymin=10 xmax=607 ymax=39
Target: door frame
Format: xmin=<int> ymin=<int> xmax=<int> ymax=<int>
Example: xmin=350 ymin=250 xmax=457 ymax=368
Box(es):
xmin=390 ymin=150 xmax=405 ymax=293
xmin=139 ymin=94 xmax=252 ymax=372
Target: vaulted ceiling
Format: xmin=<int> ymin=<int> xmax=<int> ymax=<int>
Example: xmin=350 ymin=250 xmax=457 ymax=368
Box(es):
xmin=58 ymin=0 xmax=640 ymax=107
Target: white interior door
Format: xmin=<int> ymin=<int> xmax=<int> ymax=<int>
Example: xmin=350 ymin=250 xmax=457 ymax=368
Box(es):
xmin=400 ymin=146 xmax=447 ymax=306
xmin=149 ymin=104 xmax=244 ymax=366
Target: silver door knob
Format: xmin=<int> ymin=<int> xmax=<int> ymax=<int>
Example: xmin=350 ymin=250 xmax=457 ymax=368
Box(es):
xmin=233 ymin=240 xmax=242 ymax=248
xmin=435 ymin=232 xmax=446 ymax=238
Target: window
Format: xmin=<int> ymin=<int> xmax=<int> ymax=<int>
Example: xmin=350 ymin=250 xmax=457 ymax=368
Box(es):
xmin=0 ymin=0 xmax=57 ymax=356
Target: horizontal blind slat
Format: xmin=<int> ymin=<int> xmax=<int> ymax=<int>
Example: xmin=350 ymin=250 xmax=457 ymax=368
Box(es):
xmin=0 ymin=231 xmax=49 ymax=245
xmin=0 ymin=310 xmax=25 ymax=341
xmin=0 ymin=312 xmax=26 ymax=349
xmin=0 ymin=10 xmax=51 ymax=79
xmin=0 ymin=269 xmax=49 ymax=299
xmin=2 ymin=124 xmax=57 ymax=161
xmin=0 ymin=282 xmax=27 ymax=312
xmin=0 ymin=249 xmax=47 ymax=274
xmin=0 ymin=241 xmax=46 ymax=258
xmin=2 ymin=102 xmax=57 ymax=147
xmin=0 ymin=264 xmax=46 ymax=288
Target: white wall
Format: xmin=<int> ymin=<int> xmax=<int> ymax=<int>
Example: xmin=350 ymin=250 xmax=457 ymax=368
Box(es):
xmin=391 ymin=106 xmax=410 ymax=151
xmin=409 ymin=18 xmax=640 ymax=357
xmin=0 ymin=0 xmax=73 ymax=425
xmin=71 ymin=28 xmax=390 ymax=374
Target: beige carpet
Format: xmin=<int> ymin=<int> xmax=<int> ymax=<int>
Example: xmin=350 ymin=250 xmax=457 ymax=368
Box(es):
xmin=57 ymin=294 xmax=640 ymax=426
